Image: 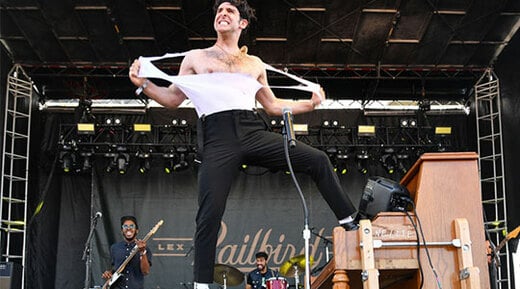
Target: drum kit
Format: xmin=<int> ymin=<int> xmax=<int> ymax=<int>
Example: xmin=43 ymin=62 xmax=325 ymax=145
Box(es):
xmin=214 ymin=255 xmax=313 ymax=289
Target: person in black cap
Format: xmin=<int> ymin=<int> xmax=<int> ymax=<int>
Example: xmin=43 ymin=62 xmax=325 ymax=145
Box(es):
xmin=101 ymin=216 xmax=152 ymax=289
xmin=246 ymin=252 xmax=277 ymax=289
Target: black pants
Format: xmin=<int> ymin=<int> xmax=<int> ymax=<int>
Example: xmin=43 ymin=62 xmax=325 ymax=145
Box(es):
xmin=193 ymin=110 xmax=356 ymax=283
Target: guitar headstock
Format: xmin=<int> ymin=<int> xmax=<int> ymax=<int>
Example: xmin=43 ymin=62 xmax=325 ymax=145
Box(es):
xmin=506 ymin=225 xmax=520 ymax=240
xmin=150 ymin=220 xmax=164 ymax=234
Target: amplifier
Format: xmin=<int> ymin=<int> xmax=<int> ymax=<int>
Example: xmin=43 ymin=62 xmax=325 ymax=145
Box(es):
xmin=358 ymin=176 xmax=413 ymax=220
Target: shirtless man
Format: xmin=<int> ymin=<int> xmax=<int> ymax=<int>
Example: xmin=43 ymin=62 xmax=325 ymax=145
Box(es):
xmin=129 ymin=1 xmax=358 ymax=288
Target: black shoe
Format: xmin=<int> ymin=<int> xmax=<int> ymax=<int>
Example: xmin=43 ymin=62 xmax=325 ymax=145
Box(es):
xmin=341 ymin=221 xmax=359 ymax=231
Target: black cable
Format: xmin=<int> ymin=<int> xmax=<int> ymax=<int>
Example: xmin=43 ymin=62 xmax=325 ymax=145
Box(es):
xmin=283 ymin=131 xmax=309 ymax=226
xmin=404 ymin=210 xmax=425 ymax=289
xmin=409 ymin=202 xmax=443 ymax=289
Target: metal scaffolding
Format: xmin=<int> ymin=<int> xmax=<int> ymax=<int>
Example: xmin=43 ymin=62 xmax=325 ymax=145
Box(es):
xmin=474 ymin=68 xmax=510 ymax=289
xmin=0 ymin=64 xmax=33 ymax=289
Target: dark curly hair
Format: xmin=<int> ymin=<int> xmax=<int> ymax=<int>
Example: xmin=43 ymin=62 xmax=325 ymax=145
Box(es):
xmin=255 ymin=251 xmax=268 ymax=260
xmin=213 ymin=0 xmax=256 ymax=23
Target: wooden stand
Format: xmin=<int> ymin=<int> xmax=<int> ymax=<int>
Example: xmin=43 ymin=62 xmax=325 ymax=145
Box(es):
xmin=311 ymin=152 xmax=490 ymax=289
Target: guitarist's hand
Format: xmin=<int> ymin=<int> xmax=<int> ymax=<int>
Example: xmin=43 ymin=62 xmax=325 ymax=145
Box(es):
xmin=102 ymin=270 xmax=113 ymax=280
xmin=137 ymin=239 xmax=147 ymax=254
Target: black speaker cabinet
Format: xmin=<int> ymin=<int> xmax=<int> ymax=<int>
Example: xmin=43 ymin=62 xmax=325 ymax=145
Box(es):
xmin=0 ymin=262 xmax=21 ymax=289
xmin=358 ymin=176 xmax=412 ymax=220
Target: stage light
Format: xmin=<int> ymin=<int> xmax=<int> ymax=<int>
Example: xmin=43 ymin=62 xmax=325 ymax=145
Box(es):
xmin=80 ymin=150 xmax=93 ymax=172
xmin=164 ymin=159 xmax=174 ymax=174
xmin=105 ymin=118 xmax=113 ymax=125
xmin=162 ymin=150 xmax=176 ymax=174
xmin=336 ymin=149 xmax=349 ymax=160
xmin=114 ymin=118 xmax=121 ymax=125
xmin=381 ymin=153 xmax=396 ymax=174
xmin=82 ymin=156 xmax=92 ymax=171
xmin=60 ymin=152 xmax=75 ymax=173
xmin=380 ymin=148 xmax=396 ymax=174
xmin=172 ymin=119 xmax=188 ymax=127
xmin=173 ymin=147 xmax=189 ymax=171
xmin=435 ymin=126 xmax=452 ymax=135
xmin=105 ymin=160 xmax=115 ymax=173
xmin=77 ymin=123 xmax=95 ymax=135
xmin=358 ymin=125 xmax=376 ymax=137
xmin=138 ymin=158 xmax=151 ymax=174
xmin=357 ymin=160 xmax=368 ymax=174
xmin=269 ymin=119 xmax=283 ymax=128
xmin=337 ymin=161 xmax=348 ymax=175
xmin=356 ymin=149 xmax=369 ymax=160
xmin=294 ymin=123 xmax=309 ymax=135
xmin=322 ymin=120 xmax=330 ymax=127
xmin=134 ymin=123 xmax=151 ymax=133
xmin=396 ymin=154 xmax=409 ymax=174
xmin=115 ymin=153 xmax=129 ymax=174
xmin=356 ymin=149 xmax=369 ymax=174
xmin=136 ymin=150 xmax=151 ymax=174
xmin=399 ymin=118 xmax=417 ymax=128
xmin=336 ymin=151 xmax=348 ymax=175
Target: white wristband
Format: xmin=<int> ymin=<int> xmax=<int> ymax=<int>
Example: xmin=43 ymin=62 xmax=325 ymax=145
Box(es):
xmin=135 ymin=79 xmax=149 ymax=95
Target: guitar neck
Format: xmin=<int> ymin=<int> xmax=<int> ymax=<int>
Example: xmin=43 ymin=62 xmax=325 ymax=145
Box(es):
xmin=113 ymin=220 xmax=164 ymax=274
xmin=495 ymin=225 xmax=520 ymax=252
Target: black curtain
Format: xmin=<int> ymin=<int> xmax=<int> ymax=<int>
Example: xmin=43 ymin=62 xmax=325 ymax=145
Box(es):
xmin=495 ymin=30 xmax=520 ymax=232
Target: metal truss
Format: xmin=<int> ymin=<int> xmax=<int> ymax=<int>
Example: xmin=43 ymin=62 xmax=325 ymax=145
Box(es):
xmin=20 ymin=62 xmax=483 ymax=81
xmin=474 ymin=69 xmax=510 ymax=289
xmin=0 ymin=64 xmax=33 ymax=289
xmin=57 ymin=122 xmax=453 ymax=174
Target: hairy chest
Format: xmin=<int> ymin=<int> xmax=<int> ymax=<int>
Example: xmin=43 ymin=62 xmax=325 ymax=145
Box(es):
xmin=193 ymin=50 xmax=261 ymax=78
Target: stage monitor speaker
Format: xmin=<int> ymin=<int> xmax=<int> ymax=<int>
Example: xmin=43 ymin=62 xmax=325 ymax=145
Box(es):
xmin=358 ymin=176 xmax=412 ymax=220
xmin=0 ymin=262 xmax=21 ymax=289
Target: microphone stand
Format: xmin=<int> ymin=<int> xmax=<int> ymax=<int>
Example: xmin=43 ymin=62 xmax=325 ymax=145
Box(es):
xmin=310 ymin=229 xmax=333 ymax=263
xmin=82 ymin=215 xmax=100 ymax=289
xmin=283 ymin=127 xmax=311 ymax=289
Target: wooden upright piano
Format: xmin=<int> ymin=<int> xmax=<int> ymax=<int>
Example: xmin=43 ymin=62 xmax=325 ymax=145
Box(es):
xmin=311 ymin=152 xmax=490 ymax=289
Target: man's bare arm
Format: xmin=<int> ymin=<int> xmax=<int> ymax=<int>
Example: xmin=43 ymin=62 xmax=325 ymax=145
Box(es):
xmin=254 ymin=60 xmax=324 ymax=116
xmin=128 ymin=51 xmax=197 ymax=109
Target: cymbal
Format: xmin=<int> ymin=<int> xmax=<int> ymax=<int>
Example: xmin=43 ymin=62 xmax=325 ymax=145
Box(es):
xmin=213 ymin=264 xmax=244 ymax=286
xmin=279 ymin=255 xmax=314 ymax=277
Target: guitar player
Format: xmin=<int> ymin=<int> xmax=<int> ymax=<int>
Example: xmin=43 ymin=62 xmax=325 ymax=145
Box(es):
xmin=102 ymin=215 xmax=152 ymax=289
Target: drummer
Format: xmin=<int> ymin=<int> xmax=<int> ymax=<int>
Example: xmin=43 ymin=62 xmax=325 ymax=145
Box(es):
xmin=246 ymin=252 xmax=277 ymax=289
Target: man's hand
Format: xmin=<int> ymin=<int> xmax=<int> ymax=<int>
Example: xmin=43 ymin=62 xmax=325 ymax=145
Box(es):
xmin=311 ymin=86 xmax=325 ymax=108
xmin=102 ymin=270 xmax=113 ymax=280
xmin=129 ymin=59 xmax=147 ymax=88
xmin=137 ymin=239 xmax=147 ymax=254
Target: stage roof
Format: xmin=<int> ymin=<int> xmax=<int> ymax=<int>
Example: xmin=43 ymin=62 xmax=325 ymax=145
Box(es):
xmin=1 ymin=0 xmax=520 ymax=103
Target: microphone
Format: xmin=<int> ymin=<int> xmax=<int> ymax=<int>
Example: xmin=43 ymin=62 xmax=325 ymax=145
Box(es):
xmin=94 ymin=212 xmax=102 ymax=219
xmin=282 ymin=107 xmax=296 ymax=148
